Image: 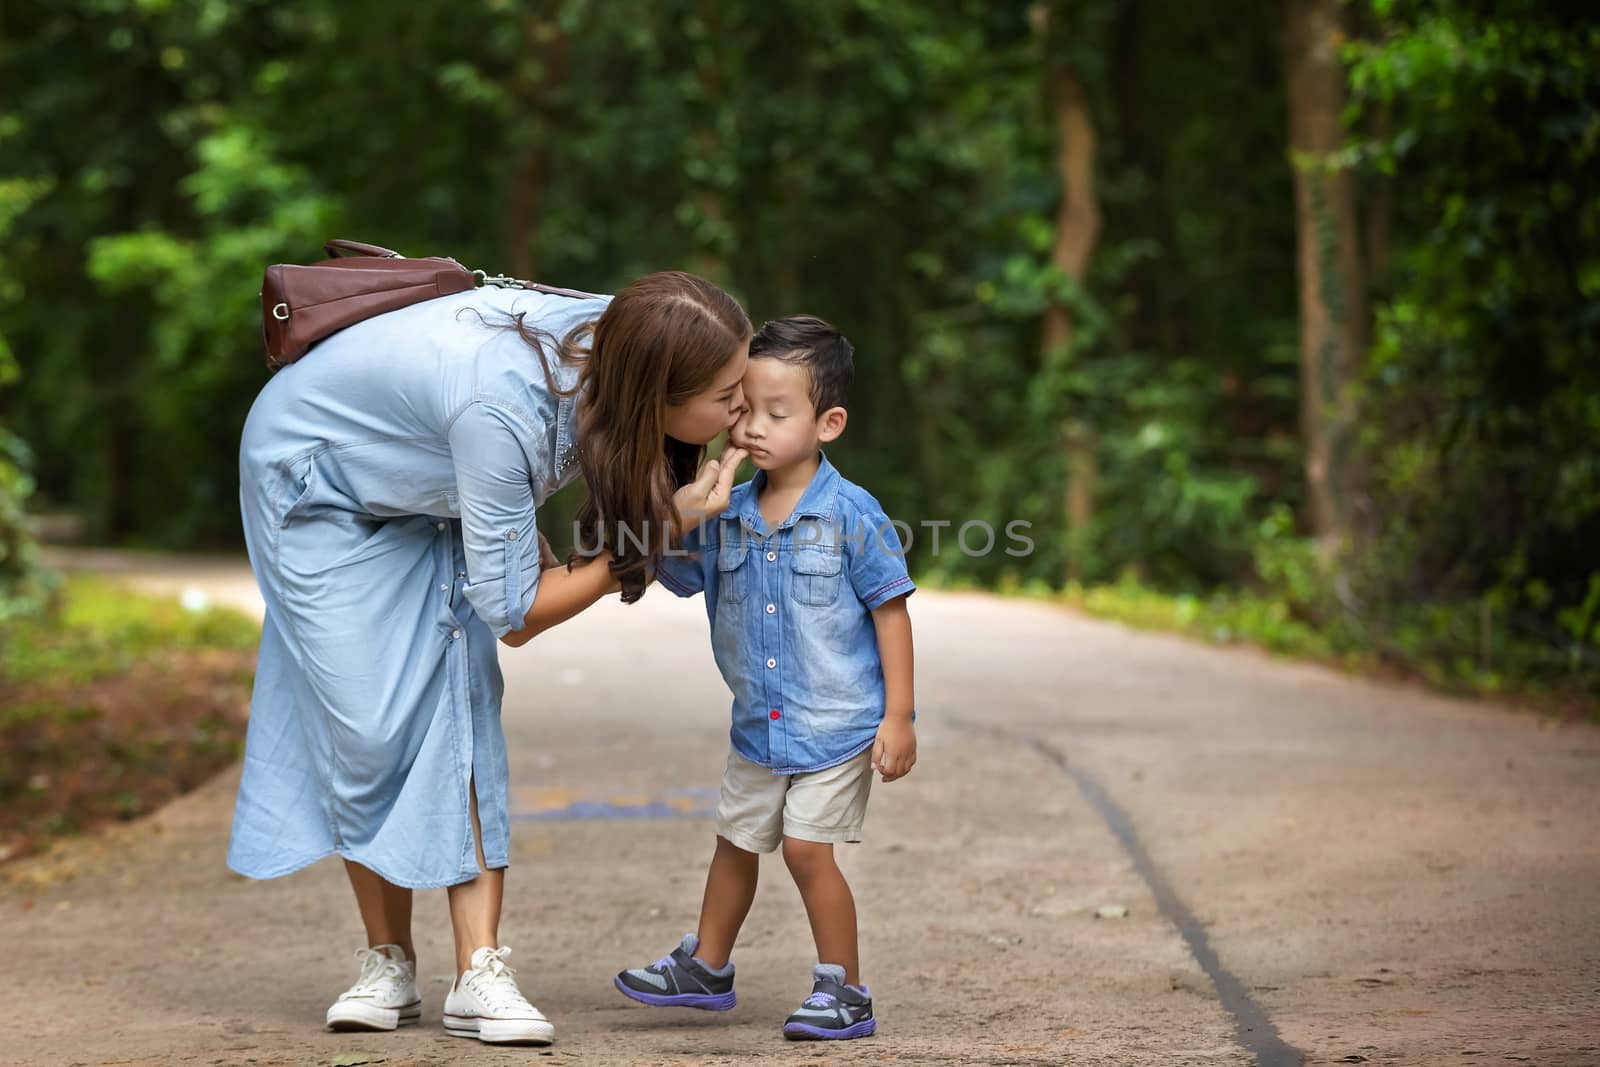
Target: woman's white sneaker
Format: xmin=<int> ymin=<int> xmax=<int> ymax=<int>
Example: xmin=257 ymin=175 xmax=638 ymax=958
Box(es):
xmin=326 ymin=945 xmax=422 ymax=1031
xmin=443 ymin=946 xmax=555 ymax=1045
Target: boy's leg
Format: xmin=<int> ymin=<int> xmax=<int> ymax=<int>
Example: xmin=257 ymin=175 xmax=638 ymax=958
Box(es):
xmin=694 ymin=747 xmax=787 ymax=964
xmin=778 ymin=748 xmax=875 ymax=986
xmin=776 ymin=751 xmax=877 ymax=1040
xmin=781 ymin=838 xmax=860 ymax=986
xmin=694 ymin=835 xmax=760 ymax=968
xmin=614 ymin=749 xmax=783 ymax=1010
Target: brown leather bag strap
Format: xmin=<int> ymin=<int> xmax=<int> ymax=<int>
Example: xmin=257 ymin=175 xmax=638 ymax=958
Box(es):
xmin=476 ymin=273 xmax=600 ymax=300
xmin=325 ymin=239 xmax=400 ymax=259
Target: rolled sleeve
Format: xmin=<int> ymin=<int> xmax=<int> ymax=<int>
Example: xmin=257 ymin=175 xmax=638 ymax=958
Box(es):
xmin=655 ymin=524 xmax=708 ymax=598
xmin=447 ymin=401 xmax=544 ymax=637
xmin=846 ymin=500 xmax=916 ymax=610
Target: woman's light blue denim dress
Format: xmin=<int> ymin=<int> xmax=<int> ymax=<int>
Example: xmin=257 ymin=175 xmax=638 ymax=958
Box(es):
xmin=229 ymin=285 xmax=607 ymax=889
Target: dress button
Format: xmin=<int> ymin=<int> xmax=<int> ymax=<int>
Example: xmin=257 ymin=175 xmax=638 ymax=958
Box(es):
xmin=436 ymin=521 xmax=446 ymax=531
xmin=766 ymin=603 xmax=776 ymax=614
xmin=767 ymin=658 xmax=776 ymax=669
xmin=451 ymin=629 xmax=462 ymax=640
xmin=770 ymin=710 xmax=780 ymax=721
xmin=766 ymin=551 xmax=777 ymax=562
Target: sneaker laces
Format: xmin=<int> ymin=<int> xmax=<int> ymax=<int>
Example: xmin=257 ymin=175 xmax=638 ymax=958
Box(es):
xmin=345 ymin=947 xmax=403 ymax=998
xmin=469 ymin=947 xmax=535 ymax=1014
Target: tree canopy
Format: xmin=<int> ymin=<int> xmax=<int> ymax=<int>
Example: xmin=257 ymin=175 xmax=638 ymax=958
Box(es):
xmin=2 ymin=0 xmax=1596 ymax=696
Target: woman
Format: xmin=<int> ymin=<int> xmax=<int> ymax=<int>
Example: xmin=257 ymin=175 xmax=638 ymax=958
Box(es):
xmin=231 ymin=271 xmax=751 ymax=1046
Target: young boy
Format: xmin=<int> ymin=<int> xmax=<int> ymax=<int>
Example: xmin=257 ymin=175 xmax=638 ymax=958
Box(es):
xmin=615 ymin=316 xmax=917 ymax=1041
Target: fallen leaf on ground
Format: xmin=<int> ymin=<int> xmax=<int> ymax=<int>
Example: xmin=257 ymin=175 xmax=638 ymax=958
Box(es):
xmin=1095 ymin=904 xmax=1129 ymax=919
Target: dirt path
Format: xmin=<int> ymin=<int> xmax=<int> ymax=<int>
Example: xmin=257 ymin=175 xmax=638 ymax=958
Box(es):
xmin=4 ymin=553 xmax=1597 ymax=1066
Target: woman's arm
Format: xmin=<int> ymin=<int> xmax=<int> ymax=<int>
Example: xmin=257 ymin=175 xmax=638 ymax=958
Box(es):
xmin=500 ymin=552 xmax=620 ymax=648
xmin=501 ymin=443 xmax=746 ymax=646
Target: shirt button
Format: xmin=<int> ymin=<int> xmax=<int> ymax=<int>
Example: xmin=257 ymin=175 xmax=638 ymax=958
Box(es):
xmin=766 ymin=603 xmax=776 ymax=614
xmin=451 ymin=629 xmax=462 ymax=640
xmin=436 ymin=521 xmax=446 ymax=531
xmin=767 ymin=658 xmax=776 ymax=669
xmin=439 ymin=584 xmax=448 ymax=592
xmin=770 ymin=710 xmax=780 ymax=721
xmin=505 ymin=529 xmax=519 ymax=541
xmin=457 ymin=571 xmax=466 ymax=578
xmin=767 ymin=551 xmax=777 ymax=562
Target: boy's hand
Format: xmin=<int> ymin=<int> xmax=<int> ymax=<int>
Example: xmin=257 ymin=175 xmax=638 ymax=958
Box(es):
xmin=538 ymin=531 xmax=562 ymax=570
xmin=871 ymin=716 xmax=917 ymax=783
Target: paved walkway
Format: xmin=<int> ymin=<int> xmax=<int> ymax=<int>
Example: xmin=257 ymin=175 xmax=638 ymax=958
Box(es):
xmin=5 ymin=551 xmax=1597 ymax=1065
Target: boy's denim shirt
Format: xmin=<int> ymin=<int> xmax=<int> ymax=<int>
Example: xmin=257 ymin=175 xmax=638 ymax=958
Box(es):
xmin=656 ymin=452 xmax=915 ymax=774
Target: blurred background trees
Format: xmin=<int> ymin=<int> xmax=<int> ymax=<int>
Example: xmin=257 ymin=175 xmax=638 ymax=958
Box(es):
xmin=1 ymin=0 xmax=1595 ymax=697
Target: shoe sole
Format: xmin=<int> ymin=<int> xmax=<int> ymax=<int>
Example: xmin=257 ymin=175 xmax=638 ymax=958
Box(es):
xmin=326 ymin=1000 xmax=421 ymax=1031
xmin=613 ymin=975 xmax=737 ymax=1011
xmin=443 ymin=1013 xmax=555 ymax=1045
xmin=784 ymin=1018 xmax=877 ymax=1041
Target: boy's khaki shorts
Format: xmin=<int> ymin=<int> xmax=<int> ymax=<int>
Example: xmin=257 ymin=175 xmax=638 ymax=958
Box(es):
xmin=716 ymin=746 xmax=874 ymax=854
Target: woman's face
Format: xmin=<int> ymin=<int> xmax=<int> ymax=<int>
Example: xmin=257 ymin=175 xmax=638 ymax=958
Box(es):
xmin=663 ymin=341 xmax=749 ymax=445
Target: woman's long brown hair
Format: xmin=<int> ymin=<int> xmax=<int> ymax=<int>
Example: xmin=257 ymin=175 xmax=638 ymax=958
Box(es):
xmin=503 ymin=271 xmax=751 ymax=603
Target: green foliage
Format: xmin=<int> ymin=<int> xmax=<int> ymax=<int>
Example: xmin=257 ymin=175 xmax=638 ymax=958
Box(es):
xmin=0 ymin=0 xmax=1594 ymax=701
xmin=0 ymin=425 xmax=51 ymax=625
xmin=0 ymin=574 xmax=256 ymax=858
xmin=1073 ymin=577 xmax=1338 ymax=662
xmin=1341 ymin=0 xmax=1600 ymax=696
xmin=0 ymin=575 xmax=259 ymax=689
xmin=0 ymin=173 xmax=54 ymax=626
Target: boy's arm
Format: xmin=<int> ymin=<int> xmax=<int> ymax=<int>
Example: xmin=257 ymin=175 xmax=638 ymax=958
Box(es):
xmin=654 ymin=520 xmax=709 ymax=598
xmin=870 ymin=595 xmax=916 ymax=782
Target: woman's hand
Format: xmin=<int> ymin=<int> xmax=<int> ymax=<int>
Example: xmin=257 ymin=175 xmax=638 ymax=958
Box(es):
xmin=673 ymin=446 xmax=748 ymax=535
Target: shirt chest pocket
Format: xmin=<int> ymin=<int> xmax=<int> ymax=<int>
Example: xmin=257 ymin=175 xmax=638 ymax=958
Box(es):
xmin=791 ymin=547 xmax=843 ymax=607
xmin=717 ymin=540 xmax=750 ymax=604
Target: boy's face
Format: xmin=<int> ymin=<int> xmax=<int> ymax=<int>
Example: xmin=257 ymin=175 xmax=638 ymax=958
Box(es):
xmin=729 ymin=357 xmax=846 ymax=472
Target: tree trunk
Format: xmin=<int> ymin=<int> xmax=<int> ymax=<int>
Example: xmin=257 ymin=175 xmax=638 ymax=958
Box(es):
xmin=1283 ymin=0 xmax=1367 ymax=552
xmin=503 ymin=150 xmax=543 ymax=281
xmin=503 ymin=16 xmax=567 ymax=280
xmin=687 ymin=0 xmax=732 ymax=284
xmin=1363 ymin=99 xmax=1393 ymax=282
xmin=1038 ymin=9 xmax=1102 ymax=584
xmin=1041 ymin=64 xmax=1101 ymax=357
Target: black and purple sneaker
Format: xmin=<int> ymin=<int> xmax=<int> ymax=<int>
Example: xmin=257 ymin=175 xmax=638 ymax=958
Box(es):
xmin=614 ymin=933 xmax=737 ymax=1011
xmin=782 ymin=964 xmax=876 ymax=1040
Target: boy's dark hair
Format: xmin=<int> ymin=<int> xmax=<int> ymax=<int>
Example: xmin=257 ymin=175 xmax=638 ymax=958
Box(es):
xmin=748 ymin=315 xmax=853 ymax=413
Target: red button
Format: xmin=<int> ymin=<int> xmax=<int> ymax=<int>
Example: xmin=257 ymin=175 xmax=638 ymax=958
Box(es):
xmin=770 ymin=710 xmax=781 ymax=720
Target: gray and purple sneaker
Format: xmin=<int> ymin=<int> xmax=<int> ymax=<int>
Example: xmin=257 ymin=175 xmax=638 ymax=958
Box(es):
xmin=614 ymin=933 xmax=736 ymax=1011
xmin=782 ymin=964 xmax=876 ymax=1040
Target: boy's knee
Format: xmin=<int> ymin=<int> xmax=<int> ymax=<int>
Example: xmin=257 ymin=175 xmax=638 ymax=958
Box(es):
xmin=715 ymin=835 xmax=760 ymax=863
xmin=781 ymin=836 xmax=833 ymax=879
